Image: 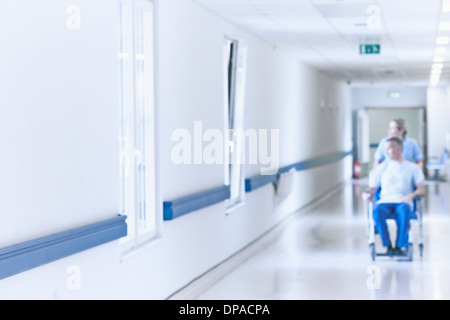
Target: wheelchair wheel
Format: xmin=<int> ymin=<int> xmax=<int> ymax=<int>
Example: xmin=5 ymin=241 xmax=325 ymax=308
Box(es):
xmin=370 ymin=243 xmax=376 ymax=261
xmin=407 ymin=243 xmax=413 ymax=261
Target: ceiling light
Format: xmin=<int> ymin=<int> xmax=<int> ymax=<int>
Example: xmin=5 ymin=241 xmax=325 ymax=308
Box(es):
xmin=430 ymin=74 xmax=441 ymax=80
xmin=430 ymin=73 xmax=440 ymax=79
xmin=436 ymin=36 xmax=450 ymax=45
xmin=431 ymin=69 xmax=442 ymax=75
xmin=435 ymin=47 xmax=447 ymax=55
xmin=434 ymin=56 xmax=445 ymax=62
xmin=430 ymin=77 xmax=439 ymax=84
xmin=443 ymin=0 xmax=450 ymax=12
xmin=430 ymin=74 xmax=440 ymax=80
xmin=432 ymin=63 xmax=444 ymax=69
xmin=430 ymin=79 xmax=441 ymax=85
xmin=439 ymin=22 xmax=450 ymax=31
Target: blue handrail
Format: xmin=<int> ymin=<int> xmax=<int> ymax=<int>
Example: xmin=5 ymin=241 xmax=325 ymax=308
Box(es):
xmin=0 ymin=214 xmax=127 ymax=280
xmin=245 ymin=150 xmax=352 ymax=192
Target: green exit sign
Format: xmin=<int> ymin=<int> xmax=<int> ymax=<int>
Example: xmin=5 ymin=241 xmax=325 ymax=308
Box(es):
xmin=360 ymin=44 xmax=380 ymax=54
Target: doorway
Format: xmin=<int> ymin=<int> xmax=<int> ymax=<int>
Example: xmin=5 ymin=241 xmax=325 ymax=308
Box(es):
xmin=359 ymin=106 xmax=427 ymax=175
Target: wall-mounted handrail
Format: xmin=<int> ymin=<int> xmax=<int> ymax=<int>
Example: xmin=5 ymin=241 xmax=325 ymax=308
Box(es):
xmin=0 ymin=149 xmax=352 ymax=280
xmin=164 ymin=150 xmax=352 ymax=219
xmin=163 ymin=185 xmax=231 ymax=221
xmin=0 ymin=214 xmax=127 ymax=280
xmin=245 ymin=150 xmax=353 ymax=192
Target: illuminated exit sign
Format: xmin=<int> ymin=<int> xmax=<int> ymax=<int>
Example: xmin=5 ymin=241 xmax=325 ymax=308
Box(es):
xmin=359 ymin=44 xmax=380 ymax=54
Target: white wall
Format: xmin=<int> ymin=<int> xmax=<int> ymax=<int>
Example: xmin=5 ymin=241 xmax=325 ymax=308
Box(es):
xmin=0 ymin=0 xmax=352 ymax=299
xmin=427 ymin=86 xmax=450 ymax=158
xmin=0 ymin=1 xmax=119 ymax=247
xmin=351 ymin=86 xmax=427 ymax=110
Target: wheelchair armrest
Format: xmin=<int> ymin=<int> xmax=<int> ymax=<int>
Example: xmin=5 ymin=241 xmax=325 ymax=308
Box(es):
xmin=413 ymin=195 xmax=424 ymax=205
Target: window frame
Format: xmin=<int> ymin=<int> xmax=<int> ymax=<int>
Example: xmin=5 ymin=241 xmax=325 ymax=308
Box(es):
xmin=223 ymin=37 xmax=247 ymax=213
xmin=118 ymin=0 xmax=158 ymax=255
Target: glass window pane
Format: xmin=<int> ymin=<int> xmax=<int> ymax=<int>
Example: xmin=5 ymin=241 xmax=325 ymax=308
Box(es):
xmin=119 ymin=0 xmax=156 ymax=246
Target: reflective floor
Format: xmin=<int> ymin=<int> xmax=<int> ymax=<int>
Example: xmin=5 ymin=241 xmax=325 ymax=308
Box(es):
xmin=196 ymin=178 xmax=450 ymax=300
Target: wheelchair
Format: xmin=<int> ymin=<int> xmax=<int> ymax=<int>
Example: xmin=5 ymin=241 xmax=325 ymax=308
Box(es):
xmin=366 ymin=189 xmax=424 ymax=261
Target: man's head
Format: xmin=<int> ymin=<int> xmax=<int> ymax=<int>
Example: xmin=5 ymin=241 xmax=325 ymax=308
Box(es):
xmin=385 ymin=136 xmax=403 ymax=161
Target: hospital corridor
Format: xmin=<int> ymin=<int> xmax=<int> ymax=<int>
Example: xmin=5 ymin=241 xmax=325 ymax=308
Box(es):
xmin=183 ymin=178 xmax=450 ymax=300
xmin=1 ymin=0 xmax=450 ymax=302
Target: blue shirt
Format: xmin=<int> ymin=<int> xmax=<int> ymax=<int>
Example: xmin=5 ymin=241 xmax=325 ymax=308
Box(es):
xmin=374 ymin=135 xmax=424 ymax=163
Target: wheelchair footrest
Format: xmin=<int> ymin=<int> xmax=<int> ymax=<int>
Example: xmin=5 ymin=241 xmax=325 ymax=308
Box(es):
xmin=376 ymin=251 xmax=407 ymax=257
xmin=370 ymin=244 xmax=413 ymax=261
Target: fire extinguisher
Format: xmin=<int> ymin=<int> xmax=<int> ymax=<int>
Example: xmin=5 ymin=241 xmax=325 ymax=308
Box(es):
xmin=353 ymin=161 xmax=362 ymax=178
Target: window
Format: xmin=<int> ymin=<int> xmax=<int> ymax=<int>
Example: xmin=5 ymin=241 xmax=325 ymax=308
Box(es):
xmin=118 ymin=0 xmax=157 ymax=251
xmin=224 ymin=38 xmax=247 ymax=212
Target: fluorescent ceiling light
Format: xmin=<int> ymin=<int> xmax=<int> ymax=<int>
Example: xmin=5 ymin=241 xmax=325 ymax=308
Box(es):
xmin=434 ymin=56 xmax=445 ymax=62
xmin=432 ymin=63 xmax=444 ymax=69
xmin=436 ymin=36 xmax=450 ymax=45
xmin=430 ymin=74 xmax=441 ymax=80
xmin=435 ymin=47 xmax=447 ymax=55
xmin=430 ymin=78 xmax=439 ymax=84
xmin=443 ymin=0 xmax=450 ymax=12
xmin=430 ymin=74 xmax=440 ymax=80
xmin=431 ymin=69 xmax=442 ymax=75
xmin=439 ymin=21 xmax=450 ymax=31
xmin=430 ymin=73 xmax=440 ymax=79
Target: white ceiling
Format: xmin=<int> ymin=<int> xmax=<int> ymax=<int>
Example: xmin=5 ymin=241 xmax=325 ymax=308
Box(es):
xmin=192 ymin=0 xmax=450 ymax=87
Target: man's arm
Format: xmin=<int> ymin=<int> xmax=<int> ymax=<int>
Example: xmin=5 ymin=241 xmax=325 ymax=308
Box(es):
xmin=401 ymin=182 xmax=425 ymax=203
xmin=416 ymin=160 xmax=424 ymax=170
xmin=372 ymin=159 xmax=380 ymax=169
xmin=362 ymin=186 xmax=379 ymax=202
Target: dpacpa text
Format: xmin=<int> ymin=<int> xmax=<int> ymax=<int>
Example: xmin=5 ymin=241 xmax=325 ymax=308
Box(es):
xmin=179 ymin=304 xmax=270 ymax=317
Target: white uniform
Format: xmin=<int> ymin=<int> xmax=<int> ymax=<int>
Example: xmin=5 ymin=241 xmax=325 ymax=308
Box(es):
xmin=369 ymin=159 xmax=424 ymax=208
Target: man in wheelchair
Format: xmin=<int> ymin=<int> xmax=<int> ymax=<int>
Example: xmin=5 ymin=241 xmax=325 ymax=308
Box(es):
xmin=362 ymin=136 xmax=425 ymax=256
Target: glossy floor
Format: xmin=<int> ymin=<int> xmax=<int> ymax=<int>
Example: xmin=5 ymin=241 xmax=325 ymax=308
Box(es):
xmin=196 ymin=178 xmax=450 ymax=300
